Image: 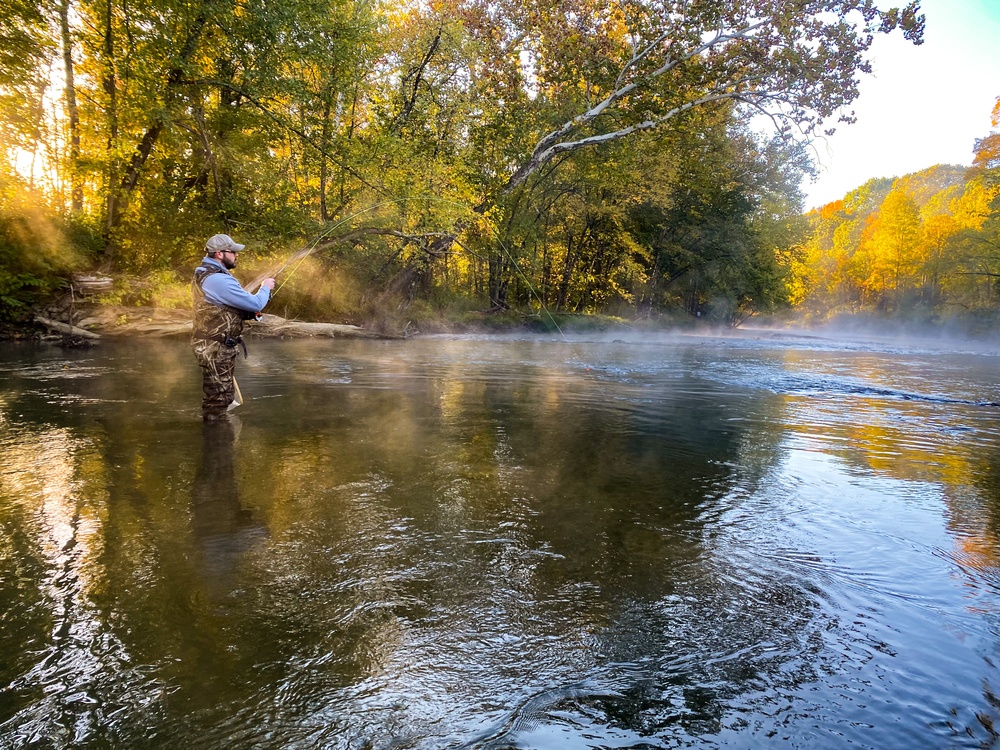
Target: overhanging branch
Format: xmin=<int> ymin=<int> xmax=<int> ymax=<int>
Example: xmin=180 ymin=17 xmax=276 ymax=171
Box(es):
xmin=504 ymin=15 xmax=779 ymax=193
xmin=506 ymin=89 xmax=743 ymax=192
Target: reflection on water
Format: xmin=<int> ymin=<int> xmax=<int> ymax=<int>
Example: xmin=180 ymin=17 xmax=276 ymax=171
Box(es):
xmin=191 ymin=419 xmax=267 ymax=589
xmin=2 ymin=333 xmax=1000 ymax=748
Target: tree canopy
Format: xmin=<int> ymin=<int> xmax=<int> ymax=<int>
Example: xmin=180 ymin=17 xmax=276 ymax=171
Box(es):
xmin=0 ymin=0 xmax=926 ymax=326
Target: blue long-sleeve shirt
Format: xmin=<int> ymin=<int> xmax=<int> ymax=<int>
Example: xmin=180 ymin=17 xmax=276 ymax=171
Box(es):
xmin=196 ymin=257 xmax=271 ymax=312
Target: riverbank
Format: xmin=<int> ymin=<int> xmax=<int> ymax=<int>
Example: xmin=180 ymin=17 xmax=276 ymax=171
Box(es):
xmin=10 ymin=299 xmax=1000 ymax=349
xmin=14 ymin=299 xmax=646 ymax=343
xmin=26 ymin=305 xmax=399 ymax=342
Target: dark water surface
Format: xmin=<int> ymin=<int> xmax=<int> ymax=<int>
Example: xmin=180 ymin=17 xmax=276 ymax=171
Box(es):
xmin=3 ymin=331 xmax=1000 ymax=749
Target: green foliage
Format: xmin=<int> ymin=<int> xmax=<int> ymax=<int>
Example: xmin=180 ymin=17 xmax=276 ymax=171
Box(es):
xmin=0 ymin=0 xmax=925 ymax=327
xmin=94 ymin=269 xmax=188 ymax=308
xmin=0 ymin=0 xmax=55 ymax=154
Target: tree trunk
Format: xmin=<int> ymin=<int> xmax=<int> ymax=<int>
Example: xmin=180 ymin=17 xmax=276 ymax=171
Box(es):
xmin=59 ymin=0 xmax=82 ymax=214
xmin=487 ymin=252 xmax=509 ymax=309
xmin=104 ymin=7 xmax=210 ymax=260
xmin=555 ymin=232 xmax=577 ymax=311
xmin=320 ymin=95 xmax=332 ymax=222
xmin=101 ymin=0 xmax=118 ymax=259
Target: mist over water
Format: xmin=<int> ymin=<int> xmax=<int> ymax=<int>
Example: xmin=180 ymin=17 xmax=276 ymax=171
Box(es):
xmin=2 ymin=331 xmax=1000 ymax=748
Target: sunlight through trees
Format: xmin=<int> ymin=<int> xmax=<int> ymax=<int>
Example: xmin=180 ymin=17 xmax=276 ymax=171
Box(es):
xmin=12 ymin=0 xmax=994 ymax=330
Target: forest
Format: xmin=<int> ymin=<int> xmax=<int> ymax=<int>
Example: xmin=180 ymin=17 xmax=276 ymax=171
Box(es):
xmin=793 ymin=136 xmax=1000 ymax=328
xmin=8 ymin=0 xmax=997 ymax=334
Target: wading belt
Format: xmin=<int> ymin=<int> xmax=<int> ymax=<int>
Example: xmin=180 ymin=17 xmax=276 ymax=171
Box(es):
xmin=194 ymin=333 xmax=248 ymax=358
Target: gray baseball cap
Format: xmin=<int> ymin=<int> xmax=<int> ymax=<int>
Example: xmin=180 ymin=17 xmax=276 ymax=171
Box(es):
xmin=205 ymin=234 xmax=246 ymax=253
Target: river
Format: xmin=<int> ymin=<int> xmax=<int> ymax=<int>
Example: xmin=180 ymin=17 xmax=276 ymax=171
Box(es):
xmin=2 ymin=330 xmax=1000 ymax=749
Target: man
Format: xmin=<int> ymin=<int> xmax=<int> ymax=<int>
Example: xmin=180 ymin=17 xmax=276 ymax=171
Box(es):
xmin=191 ymin=233 xmax=275 ymax=421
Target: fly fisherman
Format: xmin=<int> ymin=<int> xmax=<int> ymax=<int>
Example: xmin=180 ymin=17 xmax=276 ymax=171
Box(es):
xmin=192 ymin=234 xmax=275 ymax=421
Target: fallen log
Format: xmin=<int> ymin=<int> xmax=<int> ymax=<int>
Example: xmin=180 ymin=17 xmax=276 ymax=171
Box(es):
xmin=71 ymin=306 xmax=398 ymax=339
xmin=35 ymin=315 xmax=102 ymax=339
xmin=75 ymin=307 xmax=191 ymax=336
xmin=253 ymin=314 xmax=395 ymax=339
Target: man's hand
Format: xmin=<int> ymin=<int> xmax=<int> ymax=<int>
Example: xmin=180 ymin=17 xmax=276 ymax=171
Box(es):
xmin=261 ymin=278 xmax=276 ymax=290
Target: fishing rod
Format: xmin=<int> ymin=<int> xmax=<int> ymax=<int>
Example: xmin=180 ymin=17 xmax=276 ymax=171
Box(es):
xmin=242 ymin=199 xmax=410 ymax=294
xmin=247 ymin=195 xmax=571 ymax=339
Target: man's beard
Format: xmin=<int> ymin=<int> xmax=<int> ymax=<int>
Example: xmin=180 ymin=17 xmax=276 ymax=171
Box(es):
xmin=222 ymin=256 xmax=237 ymax=270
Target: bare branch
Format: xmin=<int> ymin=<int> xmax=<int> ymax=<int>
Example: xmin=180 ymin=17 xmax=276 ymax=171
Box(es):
xmin=314 ymin=227 xmax=457 ymax=254
xmin=507 ymin=89 xmax=743 ymax=192
xmin=505 ymin=15 xmax=778 ymax=193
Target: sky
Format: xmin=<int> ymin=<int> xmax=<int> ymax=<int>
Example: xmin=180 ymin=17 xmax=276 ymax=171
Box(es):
xmin=801 ymin=0 xmax=1000 ymax=209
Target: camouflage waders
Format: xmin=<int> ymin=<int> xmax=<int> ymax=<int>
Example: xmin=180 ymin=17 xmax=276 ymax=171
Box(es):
xmin=192 ymin=265 xmax=248 ymax=420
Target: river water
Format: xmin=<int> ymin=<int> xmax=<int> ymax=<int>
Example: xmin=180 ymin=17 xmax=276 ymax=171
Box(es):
xmin=2 ymin=330 xmax=1000 ymax=749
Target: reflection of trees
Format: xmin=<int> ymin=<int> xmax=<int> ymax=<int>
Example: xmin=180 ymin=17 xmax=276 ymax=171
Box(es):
xmin=766 ymin=349 xmax=1000 ymax=589
xmin=0 ymin=421 xmax=168 ymax=745
xmin=224 ymin=340 xmax=816 ymax=742
xmin=244 ymin=343 xmax=767 ymax=594
xmin=945 ymin=446 xmax=1000 ymax=574
xmin=772 ymin=350 xmax=981 ymax=486
xmin=9 ymin=338 xmax=1000 ymax=745
xmin=0 ymin=425 xmax=89 ymax=723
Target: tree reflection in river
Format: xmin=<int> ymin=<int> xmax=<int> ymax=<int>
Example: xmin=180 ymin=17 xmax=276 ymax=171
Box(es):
xmin=2 ymin=335 xmax=1000 ymax=748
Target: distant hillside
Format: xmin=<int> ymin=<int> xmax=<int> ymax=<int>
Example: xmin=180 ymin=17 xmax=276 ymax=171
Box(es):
xmin=830 ymin=164 xmax=968 ymax=218
xmin=796 ymin=160 xmax=999 ymax=323
xmin=892 ymin=164 xmax=968 ymax=216
xmin=892 ymin=164 xmax=967 ymax=206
